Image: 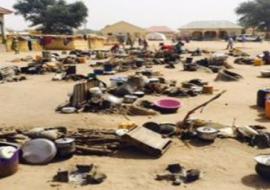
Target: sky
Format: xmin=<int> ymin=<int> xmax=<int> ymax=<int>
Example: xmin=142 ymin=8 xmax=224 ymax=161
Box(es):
xmin=2 ymin=0 xmax=247 ymax=31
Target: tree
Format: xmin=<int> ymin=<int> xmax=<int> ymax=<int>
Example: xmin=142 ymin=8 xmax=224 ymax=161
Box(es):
xmin=236 ymin=0 xmax=270 ymax=38
xmin=14 ymin=0 xmax=88 ymax=34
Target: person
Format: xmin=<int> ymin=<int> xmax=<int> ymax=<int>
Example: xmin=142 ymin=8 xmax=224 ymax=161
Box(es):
xmin=28 ymin=39 xmax=33 ymax=51
xmin=175 ymin=40 xmax=185 ymax=54
xmin=111 ymin=43 xmax=120 ymax=53
xmin=263 ymin=51 xmax=270 ymax=65
xmin=138 ymin=38 xmax=142 ymax=46
xmin=11 ymin=37 xmax=19 ymax=54
xmin=226 ymin=37 xmax=234 ymax=50
xmin=126 ymin=33 xmax=134 ymax=48
xmin=159 ymin=43 xmax=174 ymax=53
xmin=143 ymin=39 xmax=148 ymax=50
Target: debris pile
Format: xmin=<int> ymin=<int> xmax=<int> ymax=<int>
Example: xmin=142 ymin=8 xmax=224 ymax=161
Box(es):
xmin=156 ymin=163 xmax=200 ymax=186
xmin=53 ymin=164 xmax=106 ymax=186
xmin=0 ymin=66 xmax=26 ymax=83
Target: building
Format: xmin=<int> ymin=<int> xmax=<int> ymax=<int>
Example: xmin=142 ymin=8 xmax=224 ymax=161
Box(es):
xmin=147 ymin=26 xmax=176 ymax=39
xmin=179 ymin=20 xmax=243 ymax=40
xmin=100 ymin=21 xmax=147 ymax=38
xmin=0 ymin=7 xmax=12 ymax=43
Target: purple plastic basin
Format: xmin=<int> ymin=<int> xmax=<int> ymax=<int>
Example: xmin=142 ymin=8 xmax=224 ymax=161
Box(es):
xmin=0 ymin=143 xmax=19 ymax=178
xmin=154 ymin=99 xmax=182 ymax=113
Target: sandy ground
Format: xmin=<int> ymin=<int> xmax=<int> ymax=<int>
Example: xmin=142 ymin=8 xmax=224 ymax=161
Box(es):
xmin=1 ymin=41 xmax=270 ymax=190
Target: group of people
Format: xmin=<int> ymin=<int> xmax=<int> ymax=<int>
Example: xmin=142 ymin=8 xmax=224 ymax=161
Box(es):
xmin=111 ymin=35 xmax=149 ymax=53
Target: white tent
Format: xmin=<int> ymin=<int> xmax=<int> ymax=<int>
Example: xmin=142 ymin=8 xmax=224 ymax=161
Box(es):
xmin=146 ymin=32 xmax=167 ymax=41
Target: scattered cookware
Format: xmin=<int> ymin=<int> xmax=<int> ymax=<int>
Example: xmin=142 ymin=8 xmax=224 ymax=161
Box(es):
xmin=133 ymin=91 xmax=145 ymax=98
xmin=143 ymin=122 xmax=177 ymax=136
xmin=22 ymin=138 xmax=57 ymax=165
xmin=196 ymin=127 xmax=219 ymax=141
xmin=55 ymin=138 xmax=76 ymax=158
xmin=255 ymin=155 xmax=270 ymax=179
xmin=61 ymin=107 xmax=77 ymax=114
xmin=154 ymin=98 xmax=182 ymax=113
xmin=123 ymin=95 xmax=137 ymax=104
xmin=0 ymin=142 xmax=19 ymax=178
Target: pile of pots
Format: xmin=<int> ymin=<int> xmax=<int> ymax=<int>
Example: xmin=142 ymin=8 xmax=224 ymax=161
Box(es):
xmin=0 ymin=134 xmax=76 ymax=178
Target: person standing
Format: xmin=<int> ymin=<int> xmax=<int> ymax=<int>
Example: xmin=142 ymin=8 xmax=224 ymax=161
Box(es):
xmin=11 ymin=37 xmax=19 ymax=54
xmin=138 ymin=37 xmax=142 ymax=46
xmin=143 ymin=39 xmax=148 ymax=50
xmin=226 ymin=37 xmax=234 ymax=50
xmin=28 ymin=38 xmax=33 ymax=51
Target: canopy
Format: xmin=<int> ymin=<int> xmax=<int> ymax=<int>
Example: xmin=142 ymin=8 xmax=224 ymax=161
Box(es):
xmin=146 ymin=32 xmax=167 ymax=41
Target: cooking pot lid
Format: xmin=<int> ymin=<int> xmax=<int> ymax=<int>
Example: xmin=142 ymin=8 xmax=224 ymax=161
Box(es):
xmin=22 ymin=138 xmax=57 ymax=164
xmin=55 ymin=138 xmax=75 ymax=144
xmin=255 ymin=155 xmax=270 ymax=166
xmin=197 ymin=127 xmax=219 ymax=134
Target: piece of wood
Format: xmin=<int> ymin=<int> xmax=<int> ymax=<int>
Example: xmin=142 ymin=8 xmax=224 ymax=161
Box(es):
xmin=180 ymin=90 xmax=226 ymax=129
xmin=76 ymin=145 xmax=114 ymax=155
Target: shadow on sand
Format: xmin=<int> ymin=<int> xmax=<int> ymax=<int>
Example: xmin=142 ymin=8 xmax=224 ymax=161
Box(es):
xmin=249 ymin=105 xmax=270 ymax=123
xmin=242 ymin=174 xmax=270 ymax=189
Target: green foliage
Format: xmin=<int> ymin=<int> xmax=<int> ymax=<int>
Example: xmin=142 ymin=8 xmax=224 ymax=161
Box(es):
xmin=236 ymin=0 xmax=270 ymax=31
xmin=14 ymin=0 xmax=88 ymax=34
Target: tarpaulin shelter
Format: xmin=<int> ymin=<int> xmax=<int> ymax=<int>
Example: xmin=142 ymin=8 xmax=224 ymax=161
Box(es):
xmin=146 ymin=32 xmax=167 ymax=41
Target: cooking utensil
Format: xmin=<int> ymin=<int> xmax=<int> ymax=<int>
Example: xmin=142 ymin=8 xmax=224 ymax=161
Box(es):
xmin=55 ymin=138 xmax=76 ymax=158
xmin=196 ymin=127 xmax=219 ymax=141
xmin=154 ymin=99 xmax=182 ymax=113
xmin=22 ymin=139 xmax=57 ymax=165
xmin=123 ymin=95 xmax=137 ymax=104
xmin=0 ymin=142 xmax=19 ymax=178
xmin=255 ymin=155 xmax=270 ymax=179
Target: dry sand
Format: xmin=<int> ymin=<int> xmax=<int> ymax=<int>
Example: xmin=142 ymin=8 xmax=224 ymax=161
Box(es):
xmin=1 ymin=41 xmax=270 ymax=190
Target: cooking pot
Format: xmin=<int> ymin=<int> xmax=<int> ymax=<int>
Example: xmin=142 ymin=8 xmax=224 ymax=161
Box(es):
xmin=55 ymin=138 xmax=76 ymax=158
xmin=196 ymin=127 xmax=219 ymax=141
xmin=255 ymin=155 xmax=270 ymax=179
xmin=0 ymin=142 xmax=19 ymax=178
xmin=123 ymin=95 xmax=137 ymax=104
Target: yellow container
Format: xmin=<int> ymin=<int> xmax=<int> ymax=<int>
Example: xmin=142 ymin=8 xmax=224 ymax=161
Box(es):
xmin=254 ymin=58 xmax=263 ymax=66
xmin=118 ymin=122 xmax=137 ymax=130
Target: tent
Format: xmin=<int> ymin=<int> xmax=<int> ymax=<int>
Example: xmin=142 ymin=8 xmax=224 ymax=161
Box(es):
xmin=146 ymin=32 xmax=167 ymax=41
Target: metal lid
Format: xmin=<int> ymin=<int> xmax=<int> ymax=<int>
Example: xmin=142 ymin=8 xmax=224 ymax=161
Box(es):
xmin=55 ymin=138 xmax=75 ymax=144
xmin=196 ymin=127 xmax=219 ymax=134
xmin=22 ymin=139 xmax=57 ymax=165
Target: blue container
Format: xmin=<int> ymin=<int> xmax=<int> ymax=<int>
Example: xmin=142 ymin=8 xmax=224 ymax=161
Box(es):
xmin=257 ymin=89 xmax=270 ymax=108
xmin=104 ymin=64 xmax=113 ymax=72
xmin=94 ymin=69 xmax=104 ymax=75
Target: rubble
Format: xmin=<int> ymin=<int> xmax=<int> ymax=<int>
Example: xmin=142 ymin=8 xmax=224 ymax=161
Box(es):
xmin=53 ymin=164 xmax=106 ymax=186
xmin=0 ymin=66 xmax=26 ymax=83
xmin=156 ymin=163 xmax=200 ymax=186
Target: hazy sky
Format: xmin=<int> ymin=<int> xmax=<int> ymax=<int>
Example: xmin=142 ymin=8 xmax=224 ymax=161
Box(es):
xmin=2 ymin=0 xmax=247 ymax=31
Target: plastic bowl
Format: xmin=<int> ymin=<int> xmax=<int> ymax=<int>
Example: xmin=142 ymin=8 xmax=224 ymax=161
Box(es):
xmin=154 ymin=99 xmax=182 ymax=113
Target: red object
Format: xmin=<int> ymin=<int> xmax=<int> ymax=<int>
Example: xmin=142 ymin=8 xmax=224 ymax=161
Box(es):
xmin=162 ymin=45 xmax=174 ymax=53
xmin=154 ymin=99 xmax=182 ymax=113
